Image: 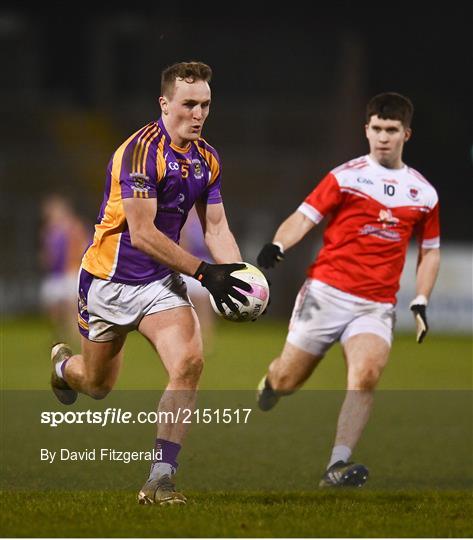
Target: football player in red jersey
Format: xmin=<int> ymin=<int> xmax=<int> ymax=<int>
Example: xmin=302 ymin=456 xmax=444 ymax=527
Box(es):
xmin=257 ymin=93 xmax=440 ymax=487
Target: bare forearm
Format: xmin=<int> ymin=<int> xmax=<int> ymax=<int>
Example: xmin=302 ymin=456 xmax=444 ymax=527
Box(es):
xmin=205 ymin=228 xmax=242 ymax=263
xmin=415 ymin=248 xmax=440 ymax=299
xmin=273 ymin=211 xmax=315 ymax=251
xmin=132 ymin=228 xmax=201 ymax=276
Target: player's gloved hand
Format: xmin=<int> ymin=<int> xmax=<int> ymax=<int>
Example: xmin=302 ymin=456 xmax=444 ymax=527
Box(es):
xmin=409 ymin=295 xmax=429 ymax=344
xmin=257 ymin=242 xmax=285 ymax=269
xmin=194 ymin=261 xmax=252 ymax=314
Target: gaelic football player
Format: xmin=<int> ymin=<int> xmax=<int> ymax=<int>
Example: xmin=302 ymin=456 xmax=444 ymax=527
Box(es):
xmin=50 ymin=61 xmax=251 ymax=504
xmin=257 ymin=93 xmax=440 ymax=487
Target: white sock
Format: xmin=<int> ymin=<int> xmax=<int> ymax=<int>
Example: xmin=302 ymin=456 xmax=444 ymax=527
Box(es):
xmin=55 ymin=360 xmax=67 ymax=380
xmin=149 ymin=462 xmax=174 ymax=479
xmin=328 ymin=445 xmax=352 ymax=469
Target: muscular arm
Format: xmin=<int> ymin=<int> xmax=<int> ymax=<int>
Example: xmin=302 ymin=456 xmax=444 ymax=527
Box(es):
xmin=273 ymin=210 xmax=316 ymax=251
xmin=196 ymin=201 xmax=242 ymax=263
xmin=415 ymin=247 xmax=440 ymax=299
xmin=123 ymin=198 xmax=201 ymax=276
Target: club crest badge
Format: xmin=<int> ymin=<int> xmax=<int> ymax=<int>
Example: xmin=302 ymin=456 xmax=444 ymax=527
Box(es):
xmin=407 ymin=185 xmax=421 ymax=201
xmin=130 ymin=173 xmax=151 ymax=195
xmin=192 ymin=159 xmax=204 ymax=180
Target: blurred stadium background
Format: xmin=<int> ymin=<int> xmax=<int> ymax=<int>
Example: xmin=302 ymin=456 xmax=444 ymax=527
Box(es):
xmin=1 ymin=3 xmax=471 ymax=331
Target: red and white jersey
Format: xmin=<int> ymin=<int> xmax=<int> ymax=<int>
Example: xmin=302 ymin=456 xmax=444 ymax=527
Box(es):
xmin=298 ymin=155 xmax=440 ymax=304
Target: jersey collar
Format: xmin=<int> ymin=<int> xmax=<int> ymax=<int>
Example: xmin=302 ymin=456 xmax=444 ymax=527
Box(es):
xmin=158 ymin=117 xmax=192 ymax=154
xmin=366 ymin=154 xmax=407 ymax=174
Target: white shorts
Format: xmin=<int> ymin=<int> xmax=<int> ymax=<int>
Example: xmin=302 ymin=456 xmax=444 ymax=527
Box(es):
xmin=40 ymin=273 xmax=78 ymax=307
xmin=182 ymin=274 xmax=211 ymax=299
xmin=78 ymin=269 xmax=192 ymax=342
xmin=287 ymin=279 xmax=395 ymax=356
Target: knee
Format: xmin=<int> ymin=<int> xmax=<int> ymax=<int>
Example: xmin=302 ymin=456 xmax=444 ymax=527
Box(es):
xmin=348 ymin=364 xmax=382 ymax=391
xmin=170 ymin=353 xmax=204 ymax=385
xmin=88 ymin=383 xmax=113 ymax=400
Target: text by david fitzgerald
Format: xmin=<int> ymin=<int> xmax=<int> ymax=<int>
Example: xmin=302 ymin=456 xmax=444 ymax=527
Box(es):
xmin=40 ymin=448 xmax=162 ymax=464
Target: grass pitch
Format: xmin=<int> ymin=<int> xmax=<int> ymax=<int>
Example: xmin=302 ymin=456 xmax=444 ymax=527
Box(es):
xmin=1 ymin=490 xmax=472 ymax=538
xmin=1 ymin=316 xmax=472 ymax=537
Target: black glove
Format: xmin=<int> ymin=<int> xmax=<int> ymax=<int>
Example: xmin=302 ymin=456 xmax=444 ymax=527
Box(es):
xmin=409 ymin=295 xmax=429 ymax=343
xmin=194 ymin=261 xmax=252 ymax=314
xmin=257 ymin=243 xmax=285 ymax=269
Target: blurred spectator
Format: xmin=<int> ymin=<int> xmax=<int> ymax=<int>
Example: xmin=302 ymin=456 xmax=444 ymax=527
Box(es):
xmin=39 ymin=194 xmax=90 ymax=347
xmin=180 ymin=207 xmax=216 ymax=349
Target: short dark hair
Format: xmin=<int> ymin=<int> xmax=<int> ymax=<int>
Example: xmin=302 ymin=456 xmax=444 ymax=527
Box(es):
xmin=366 ymin=92 xmax=414 ymax=128
xmin=161 ymin=61 xmax=212 ymax=99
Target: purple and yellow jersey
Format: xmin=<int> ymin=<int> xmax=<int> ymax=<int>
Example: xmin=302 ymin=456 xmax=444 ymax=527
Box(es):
xmin=81 ymin=118 xmax=222 ymax=284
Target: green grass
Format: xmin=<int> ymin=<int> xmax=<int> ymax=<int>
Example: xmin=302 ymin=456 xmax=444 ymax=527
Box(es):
xmin=2 ymin=316 xmax=472 ymax=390
xmin=1 ymin=490 xmax=471 ymax=537
xmin=1 ymin=316 xmax=472 ymax=537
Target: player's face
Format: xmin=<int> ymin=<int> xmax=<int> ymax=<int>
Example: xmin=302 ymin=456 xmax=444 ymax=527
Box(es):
xmin=365 ymin=115 xmax=411 ymax=168
xmin=160 ymin=79 xmax=211 ymax=147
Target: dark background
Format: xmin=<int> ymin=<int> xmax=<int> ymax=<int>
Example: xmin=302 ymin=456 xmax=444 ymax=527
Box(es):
xmin=1 ymin=2 xmax=471 ymax=313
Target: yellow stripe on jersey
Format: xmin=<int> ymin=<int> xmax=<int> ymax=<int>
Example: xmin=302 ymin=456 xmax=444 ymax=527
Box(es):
xmin=140 ymin=129 xmax=161 ymax=175
xmin=81 ymin=132 xmax=136 ymax=279
xmin=196 ymin=141 xmax=220 ymax=184
xmin=135 ymin=124 xmax=159 ymax=174
xmin=156 ymin=134 xmax=166 ymax=181
xmin=132 ymin=124 xmax=155 ymax=174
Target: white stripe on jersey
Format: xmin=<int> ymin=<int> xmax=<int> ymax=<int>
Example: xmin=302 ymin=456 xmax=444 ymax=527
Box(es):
xmin=422 ymin=236 xmax=440 ymax=249
xmin=298 ymin=202 xmax=323 ymax=224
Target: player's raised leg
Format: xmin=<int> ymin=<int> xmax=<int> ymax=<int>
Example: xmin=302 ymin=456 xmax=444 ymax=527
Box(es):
xmin=257 ymin=341 xmax=323 ymax=411
xmin=137 ymin=306 xmax=203 ymax=505
xmin=319 ymin=332 xmax=390 ymax=487
xmin=50 ymin=335 xmax=126 ymax=403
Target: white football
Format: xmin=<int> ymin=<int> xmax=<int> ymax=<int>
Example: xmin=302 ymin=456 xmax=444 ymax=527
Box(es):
xmin=209 ymin=263 xmax=270 ymax=322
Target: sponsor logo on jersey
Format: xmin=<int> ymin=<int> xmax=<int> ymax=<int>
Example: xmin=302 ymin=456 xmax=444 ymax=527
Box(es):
xmin=378 ymin=209 xmax=399 ymax=225
xmin=157 ymin=204 xmax=185 ymax=215
xmin=382 ymin=178 xmax=398 ymax=184
xmin=356 ymin=177 xmax=374 ymax=185
xmin=192 ymin=159 xmax=204 ymax=179
xmin=168 ymin=162 xmax=179 ymax=171
xmin=359 ymin=208 xmax=401 ymax=241
xmin=359 ymin=224 xmax=401 ymax=242
xmin=407 ymin=185 xmax=420 ymax=201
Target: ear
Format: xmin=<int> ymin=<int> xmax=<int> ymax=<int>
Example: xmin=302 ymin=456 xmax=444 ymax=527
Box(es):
xmin=159 ymin=96 xmax=168 ymax=114
xmin=404 ymin=127 xmax=412 ymax=142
